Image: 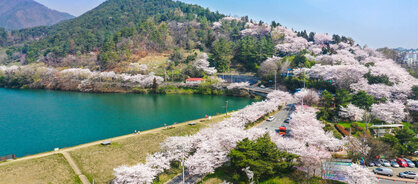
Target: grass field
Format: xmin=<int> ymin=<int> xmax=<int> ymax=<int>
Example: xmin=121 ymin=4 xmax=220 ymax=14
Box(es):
xmin=70 ymin=115 xmax=227 ymax=184
xmin=0 ymin=154 xmax=80 ymax=184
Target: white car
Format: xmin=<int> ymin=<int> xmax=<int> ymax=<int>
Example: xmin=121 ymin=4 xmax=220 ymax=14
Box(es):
xmin=373 ymin=167 xmax=393 ymax=177
xmin=379 ymin=159 xmax=391 ymax=167
xmin=404 ymin=158 xmax=416 ymax=168
xmin=399 ymin=171 xmax=417 ymax=179
xmin=267 ymin=116 xmax=275 ymax=121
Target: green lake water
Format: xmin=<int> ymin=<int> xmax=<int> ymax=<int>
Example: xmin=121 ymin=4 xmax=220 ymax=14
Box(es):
xmin=0 ymin=88 xmax=256 ymax=157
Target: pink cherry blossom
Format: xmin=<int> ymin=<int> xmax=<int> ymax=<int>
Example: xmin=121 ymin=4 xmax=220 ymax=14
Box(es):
xmin=339 ymin=104 xmax=366 ymax=121
xmin=344 ymin=164 xmax=378 ymax=184
xmin=194 ymin=53 xmax=217 ymax=75
xmin=227 ymin=82 xmax=250 ymax=90
xmin=294 ymin=88 xmax=319 ymax=106
xmin=407 ymin=100 xmax=418 ymax=112
xmin=314 ymin=33 xmax=332 ymax=45
xmin=371 ymin=101 xmax=406 ymax=123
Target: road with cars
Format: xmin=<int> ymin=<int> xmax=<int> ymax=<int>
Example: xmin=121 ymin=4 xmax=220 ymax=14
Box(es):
xmin=257 ymin=101 xmax=295 ymax=131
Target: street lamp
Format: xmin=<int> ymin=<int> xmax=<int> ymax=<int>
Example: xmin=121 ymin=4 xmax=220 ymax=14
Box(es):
xmin=182 ymin=147 xmax=185 ymax=184
xmin=225 ymin=101 xmax=229 ymax=116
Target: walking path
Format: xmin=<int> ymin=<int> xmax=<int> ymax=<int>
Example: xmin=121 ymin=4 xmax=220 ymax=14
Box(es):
xmin=0 ymin=115 xmax=221 ymax=167
xmin=0 ymin=114 xmax=226 ymax=184
xmin=62 ymin=152 xmax=90 ymax=184
xmin=376 ymin=174 xmax=418 ymax=183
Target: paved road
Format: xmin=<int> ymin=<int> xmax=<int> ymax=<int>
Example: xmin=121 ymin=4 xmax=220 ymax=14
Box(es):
xmin=257 ymin=101 xmax=295 ymax=131
xmin=167 ymin=103 xmax=295 ymax=184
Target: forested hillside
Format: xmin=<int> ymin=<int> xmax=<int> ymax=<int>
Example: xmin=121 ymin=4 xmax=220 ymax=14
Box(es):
xmin=0 ymin=0 xmax=349 ymax=73
xmin=1 ymin=0 xmax=223 ymax=65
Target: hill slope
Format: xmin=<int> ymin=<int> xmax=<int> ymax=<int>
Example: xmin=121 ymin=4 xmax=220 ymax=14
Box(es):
xmin=0 ymin=0 xmax=74 ymax=30
xmin=3 ymin=0 xmax=223 ymax=64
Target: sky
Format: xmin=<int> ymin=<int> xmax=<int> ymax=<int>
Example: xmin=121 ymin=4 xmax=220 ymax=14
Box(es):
xmin=35 ymin=0 xmax=418 ymax=49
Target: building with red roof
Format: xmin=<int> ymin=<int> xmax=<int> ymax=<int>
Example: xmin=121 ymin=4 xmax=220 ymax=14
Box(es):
xmin=186 ymin=78 xmax=205 ymax=85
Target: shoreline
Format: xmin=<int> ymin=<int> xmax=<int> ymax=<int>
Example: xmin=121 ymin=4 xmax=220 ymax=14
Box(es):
xmin=0 ymin=86 xmax=262 ymax=99
xmin=0 ymin=113 xmax=227 ymax=166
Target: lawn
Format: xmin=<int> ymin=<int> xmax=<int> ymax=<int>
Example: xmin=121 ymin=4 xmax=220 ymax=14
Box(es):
xmin=70 ymin=115 xmax=226 ymax=184
xmin=336 ymin=122 xmax=367 ymax=129
xmin=0 ymin=154 xmax=80 ymax=184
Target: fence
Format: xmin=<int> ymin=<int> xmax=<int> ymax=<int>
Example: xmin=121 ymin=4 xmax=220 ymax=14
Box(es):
xmin=217 ymin=75 xmax=259 ymax=85
xmin=0 ymin=154 xmax=15 ymax=161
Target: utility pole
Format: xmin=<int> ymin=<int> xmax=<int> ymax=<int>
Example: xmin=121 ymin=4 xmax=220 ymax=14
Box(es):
xmin=301 ymin=69 xmax=306 ymax=111
xmin=274 ymin=70 xmax=277 ymax=90
xmin=225 ymin=101 xmax=229 ymax=116
xmin=303 ymin=69 xmax=306 ymax=89
xmin=182 ymin=146 xmax=185 ymax=184
xmin=181 ymin=149 xmax=186 ymax=184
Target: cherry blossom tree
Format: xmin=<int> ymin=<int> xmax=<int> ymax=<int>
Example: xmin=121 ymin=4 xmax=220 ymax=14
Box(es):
xmin=273 ymin=26 xmax=310 ymax=54
xmin=240 ymin=22 xmax=271 ymax=36
xmin=314 ymin=33 xmax=332 ymax=45
xmin=371 ymin=101 xmax=406 ymax=123
xmin=113 ymin=164 xmax=157 ymax=184
xmin=129 ymin=63 xmax=148 ymax=73
xmin=407 ymin=99 xmax=418 ymax=112
xmin=227 ymin=82 xmax=250 ymax=90
xmin=343 ymin=136 xmax=371 ymax=158
xmin=294 ymin=89 xmax=319 ymax=106
xmin=339 ymin=104 xmax=366 ymax=121
xmin=258 ymin=56 xmax=280 ymax=79
xmin=193 ymin=53 xmax=217 ymax=75
xmin=307 ymin=64 xmax=369 ymax=89
xmin=344 ymin=164 xmax=378 ymax=184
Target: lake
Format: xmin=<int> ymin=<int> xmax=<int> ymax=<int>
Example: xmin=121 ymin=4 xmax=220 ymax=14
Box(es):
xmin=0 ymin=88 xmax=256 ymax=157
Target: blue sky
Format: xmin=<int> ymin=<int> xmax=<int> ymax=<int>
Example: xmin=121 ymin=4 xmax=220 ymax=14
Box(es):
xmin=35 ymin=0 xmax=418 ymax=48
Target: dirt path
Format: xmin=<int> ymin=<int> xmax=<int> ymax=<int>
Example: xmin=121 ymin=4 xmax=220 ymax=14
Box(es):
xmin=62 ymin=152 xmax=90 ymax=184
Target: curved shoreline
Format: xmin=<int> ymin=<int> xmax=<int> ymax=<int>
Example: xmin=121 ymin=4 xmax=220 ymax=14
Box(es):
xmin=0 ymin=113 xmax=227 ymax=166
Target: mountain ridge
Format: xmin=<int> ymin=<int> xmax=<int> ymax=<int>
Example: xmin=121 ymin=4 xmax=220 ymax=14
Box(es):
xmin=0 ymin=0 xmax=74 ymax=30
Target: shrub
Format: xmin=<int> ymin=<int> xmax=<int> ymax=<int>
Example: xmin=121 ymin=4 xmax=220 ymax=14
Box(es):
xmin=335 ymin=124 xmax=349 ymax=136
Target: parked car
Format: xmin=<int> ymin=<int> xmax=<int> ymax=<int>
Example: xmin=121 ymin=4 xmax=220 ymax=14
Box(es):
xmin=379 ymin=159 xmax=391 ymax=167
xmin=396 ymin=158 xmax=408 ymax=167
xmin=390 ymin=160 xmax=399 ymax=168
xmin=403 ymin=158 xmax=416 ymax=168
xmin=284 ymin=117 xmax=291 ymax=123
xmin=368 ymin=161 xmax=375 ymax=167
xmin=413 ymin=160 xmax=418 ymax=167
xmin=278 ymin=125 xmax=287 ymax=136
xmin=374 ymin=160 xmax=382 ymax=167
xmin=267 ymin=116 xmax=275 ymax=121
xmin=373 ymin=167 xmax=393 ymax=177
xmin=398 ymin=171 xmax=417 ymax=179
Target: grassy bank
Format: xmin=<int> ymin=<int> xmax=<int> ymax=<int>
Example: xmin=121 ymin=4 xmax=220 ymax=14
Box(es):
xmin=70 ymin=115 xmax=227 ymax=184
xmin=0 ymin=154 xmax=81 ymax=184
xmin=0 ymin=114 xmax=227 ymax=184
